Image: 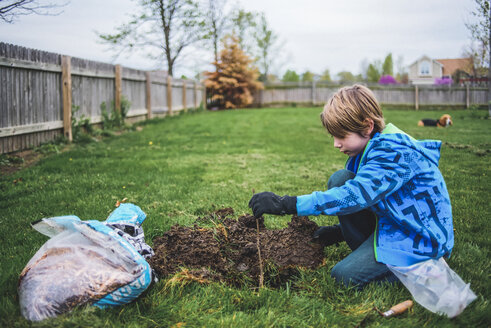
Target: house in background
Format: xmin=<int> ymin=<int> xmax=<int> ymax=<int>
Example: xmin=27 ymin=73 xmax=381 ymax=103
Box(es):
xmin=408 ymin=55 xmax=473 ymax=85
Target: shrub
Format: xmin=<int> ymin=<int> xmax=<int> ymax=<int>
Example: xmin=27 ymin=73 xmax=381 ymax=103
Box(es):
xmin=101 ymin=96 xmax=131 ymax=130
xmin=434 ymin=77 xmax=453 ymax=85
xmin=378 ymin=75 xmax=397 ymax=85
xmin=282 ymin=70 xmax=300 ymax=82
xmin=71 ymin=105 xmax=93 ymax=143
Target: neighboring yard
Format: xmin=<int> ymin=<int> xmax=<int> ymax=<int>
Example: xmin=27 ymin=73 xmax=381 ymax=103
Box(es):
xmin=0 ymin=107 xmax=489 ymax=327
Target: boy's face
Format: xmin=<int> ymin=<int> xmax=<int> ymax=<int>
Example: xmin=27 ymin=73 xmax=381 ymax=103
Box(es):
xmin=333 ymin=132 xmax=370 ymax=157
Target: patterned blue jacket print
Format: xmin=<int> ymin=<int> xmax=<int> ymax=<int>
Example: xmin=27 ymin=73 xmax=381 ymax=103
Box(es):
xmin=296 ymin=123 xmax=454 ymax=266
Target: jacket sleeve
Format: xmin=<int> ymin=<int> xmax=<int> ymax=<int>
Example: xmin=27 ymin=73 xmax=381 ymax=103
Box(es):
xmin=296 ymin=144 xmax=416 ymax=216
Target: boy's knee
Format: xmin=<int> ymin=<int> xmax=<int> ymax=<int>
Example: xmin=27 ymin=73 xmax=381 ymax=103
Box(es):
xmin=330 ymin=261 xmax=358 ymax=288
xmin=331 ymin=259 xmax=399 ymax=289
xmin=328 ymin=169 xmax=355 ymax=189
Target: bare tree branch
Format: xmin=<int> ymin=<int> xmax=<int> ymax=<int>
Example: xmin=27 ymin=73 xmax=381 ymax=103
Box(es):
xmin=0 ymin=0 xmax=68 ymax=23
xmin=98 ymin=0 xmax=204 ymax=76
xmin=202 ymin=0 xmax=230 ymax=68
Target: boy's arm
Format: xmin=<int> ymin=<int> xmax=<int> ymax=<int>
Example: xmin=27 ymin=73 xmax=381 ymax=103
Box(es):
xmin=297 ymin=146 xmax=416 ymax=216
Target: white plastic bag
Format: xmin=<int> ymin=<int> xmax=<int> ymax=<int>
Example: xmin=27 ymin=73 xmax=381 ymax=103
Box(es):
xmin=387 ymin=257 xmax=477 ymax=318
xmin=19 ymin=204 xmax=153 ymax=321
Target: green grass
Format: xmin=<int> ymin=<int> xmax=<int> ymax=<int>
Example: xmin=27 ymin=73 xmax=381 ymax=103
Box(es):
xmin=1 ymin=107 xmax=490 ymax=327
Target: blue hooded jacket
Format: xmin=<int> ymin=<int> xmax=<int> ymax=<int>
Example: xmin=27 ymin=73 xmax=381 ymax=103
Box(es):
xmin=297 ymin=123 xmax=454 ymax=266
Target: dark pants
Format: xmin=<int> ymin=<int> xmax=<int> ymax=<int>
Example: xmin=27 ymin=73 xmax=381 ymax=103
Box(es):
xmin=328 ymin=169 xmax=398 ymax=289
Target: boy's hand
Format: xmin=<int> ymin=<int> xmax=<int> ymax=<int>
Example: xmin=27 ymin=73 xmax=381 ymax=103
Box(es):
xmin=248 ymin=192 xmax=297 ymax=218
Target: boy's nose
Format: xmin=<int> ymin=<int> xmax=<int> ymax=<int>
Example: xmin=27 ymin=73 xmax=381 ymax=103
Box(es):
xmin=333 ymin=138 xmax=341 ymax=148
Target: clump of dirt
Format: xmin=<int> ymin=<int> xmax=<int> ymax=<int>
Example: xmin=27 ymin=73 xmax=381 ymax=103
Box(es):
xmin=149 ymin=208 xmax=325 ymax=287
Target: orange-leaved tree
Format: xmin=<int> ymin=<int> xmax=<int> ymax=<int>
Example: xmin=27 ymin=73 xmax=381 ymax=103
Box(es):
xmin=205 ymin=35 xmax=263 ymax=109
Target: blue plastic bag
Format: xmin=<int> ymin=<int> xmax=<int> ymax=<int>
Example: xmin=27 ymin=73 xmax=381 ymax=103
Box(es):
xmin=19 ymin=204 xmax=153 ymax=321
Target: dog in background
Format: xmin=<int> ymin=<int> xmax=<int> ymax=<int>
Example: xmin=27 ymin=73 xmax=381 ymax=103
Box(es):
xmin=418 ymin=114 xmax=453 ymax=127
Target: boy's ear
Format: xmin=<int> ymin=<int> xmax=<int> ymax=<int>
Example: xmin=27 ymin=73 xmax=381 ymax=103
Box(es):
xmin=363 ymin=118 xmax=374 ymax=137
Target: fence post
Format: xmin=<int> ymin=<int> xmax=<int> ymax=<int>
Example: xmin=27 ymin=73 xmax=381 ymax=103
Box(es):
xmin=415 ymin=85 xmax=419 ymax=110
xmin=466 ymin=84 xmax=470 ymax=109
xmin=182 ymin=80 xmax=187 ymax=112
xmin=61 ymin=55 xmax=72 ymax=142
xmin=167 ymin=75 xmax=173 ymax=115
xmin=194 ymin=80 xmax=198 ymax=109
xmin=311 ymin=80 xmax=316 ymax=106
xmin=202 ymin=85 xmax=207 ymax=110
xmin=115 ymin=64 xmax=122 ymax=113
xmin=146 ymin=72 xmax=152 ymax=119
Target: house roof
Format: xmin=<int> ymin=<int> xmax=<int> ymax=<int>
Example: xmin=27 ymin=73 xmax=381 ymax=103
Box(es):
xmin=435 ymin=58 xmax=473 ymax=76
xmin=409 ymin=55 xmax=443 ymax=68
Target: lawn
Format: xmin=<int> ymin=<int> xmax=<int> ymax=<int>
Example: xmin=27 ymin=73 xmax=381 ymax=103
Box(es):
xmin=1 ymin=107 xmax=490 ymax=327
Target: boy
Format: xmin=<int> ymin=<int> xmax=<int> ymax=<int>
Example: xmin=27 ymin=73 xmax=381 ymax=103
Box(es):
xmin=249 ymin=84 xmax=454 ymax=289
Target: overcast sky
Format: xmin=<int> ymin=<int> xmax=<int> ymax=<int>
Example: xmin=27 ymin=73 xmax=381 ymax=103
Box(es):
xmin=0 ymin=0 xmax=477 ymax=78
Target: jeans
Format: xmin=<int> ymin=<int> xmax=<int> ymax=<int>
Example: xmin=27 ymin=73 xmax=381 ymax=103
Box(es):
xmin=328 ymin=169 xmax=398 ymax=289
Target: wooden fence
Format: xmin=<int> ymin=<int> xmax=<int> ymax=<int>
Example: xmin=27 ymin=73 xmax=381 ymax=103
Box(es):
xmin=255 ymin=82 xmax=489 ymax=109
xmin=0 ymin=42 xmax=206 ymax=154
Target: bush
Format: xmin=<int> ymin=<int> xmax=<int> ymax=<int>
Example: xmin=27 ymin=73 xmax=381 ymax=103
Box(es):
xmin=434 ymin=77 xmax=453 ymax=85
xmin=378 ymin=75 xmax=397 ymax=85
xmin=101 ymin=96 xmax=131 ymax=130
xmin=71 ymin=105 xmax=93 ymax=143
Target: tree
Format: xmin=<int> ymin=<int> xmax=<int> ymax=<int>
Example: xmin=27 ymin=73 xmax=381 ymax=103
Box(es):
xmin=231 ymin=8 xmax=256 ymax=53
xmin=202 ymin=0 xmax=230 ymax=68
xmin=397 ymin=73 xmax=409 ymax=84
xmin=98 ymin=0 xmax=203 ymax=77
xmin=254 ymin=13 xmax=280 ymax=81
xmin=465 ymin=0 xmax=490 ymax=71
xmin=0 ymin=0 xmax=66 ymax=23
xmin=282 ymin=69 xmax=299 ymax=82
xmin=301 ymin=71 xmax=314 ymax=82
xmin=463 ymin=43 xmax=488 ymax=77
xmin=204 ymin=35 xmax=262 ymax=109
xmin=337 ymin=71 xmax=356 ymax=83
xmin=382 ymin=53 xmax=393 ymax=76
xmin=359 ymin=58 xmax=369 ymax=80
xmin=366 ymin=60 xmax=382 ymax=83
xmin=452 ymin=69 xmax=470 ymax=85
xmin=319 ymin=69 xmax=331 ymax=82
xmin=465 ymin=0 xmax=490 ymax=115
xmin=395 ymin=55 xmax=408 ymax=84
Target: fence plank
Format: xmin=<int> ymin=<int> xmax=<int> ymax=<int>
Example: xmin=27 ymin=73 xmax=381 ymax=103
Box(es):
xmin=0 ymin=121 xmax=63 ymax=137
xmin=0 ymin=56 xmax=61 ymax=73
xmin=115 ymin=65 xmax=122 ymax=113
xmin=202 ymin=86 xmax=207 ymax=110
xmin=182 ymin=80 xmax=187 ymax=112
xmin=194 ymin=81 xmax=198 ymax=109
xmin=146 ymin=72 xmax=152 ymax=119
xmin=61 ymin=56 xmax=72 ymax=141
xmin=167 ymin=75 xmax=173 ymax=115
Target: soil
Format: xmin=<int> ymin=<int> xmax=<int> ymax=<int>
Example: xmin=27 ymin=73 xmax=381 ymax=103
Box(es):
xmin=149 ymin=208 xmax=325 ymax=287
xmin=0 ymin=150 xmax=43 ymax=176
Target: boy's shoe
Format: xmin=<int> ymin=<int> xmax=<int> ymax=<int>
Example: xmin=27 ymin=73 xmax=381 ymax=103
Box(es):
xmin=313 ymin=225 xmax=344 ymax=247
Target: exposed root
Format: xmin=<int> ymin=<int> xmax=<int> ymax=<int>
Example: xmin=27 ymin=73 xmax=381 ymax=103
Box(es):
xmin=256 ymin=218 xmax=264 ymax=288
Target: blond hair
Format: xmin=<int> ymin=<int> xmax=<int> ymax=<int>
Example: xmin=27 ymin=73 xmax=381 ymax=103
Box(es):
xmin=321 ymin=84 xmax=385 ymax=138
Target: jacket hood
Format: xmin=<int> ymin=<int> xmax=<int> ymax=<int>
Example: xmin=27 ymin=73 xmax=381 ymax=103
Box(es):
xmin=375 ymin=123 xmax=442 ymax=166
